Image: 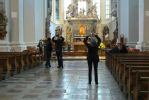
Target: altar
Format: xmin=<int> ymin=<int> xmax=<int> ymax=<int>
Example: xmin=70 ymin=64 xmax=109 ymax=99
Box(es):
xmin=65 ymin=0 xmax=100 ymax=52
xmin=73 ymin=42 xmax=86 ymax=51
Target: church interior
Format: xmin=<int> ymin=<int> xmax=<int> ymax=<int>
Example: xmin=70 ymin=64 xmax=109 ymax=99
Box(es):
xmin=0 ymin=0 xmax=149 ymax=100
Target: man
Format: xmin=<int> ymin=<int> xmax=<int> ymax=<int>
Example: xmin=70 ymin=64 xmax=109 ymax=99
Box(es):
xmin=45 ymin=37 xmax=52 ymax=68
xmin=52 ymin=27 xmax=64 ymax=68
xmin=84 ymin=32 xmax=101 ymax=85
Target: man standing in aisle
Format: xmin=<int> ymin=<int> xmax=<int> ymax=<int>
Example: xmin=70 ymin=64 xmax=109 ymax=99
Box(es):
xmin=84 ymin=32 xmax=101 ymax=85
xmin=52 ymin=26 xmax=65 ymax=68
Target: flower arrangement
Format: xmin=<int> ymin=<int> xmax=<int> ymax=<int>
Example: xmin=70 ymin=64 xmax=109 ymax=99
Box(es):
xmin=98 ymin=42 xmax=105 ymax=49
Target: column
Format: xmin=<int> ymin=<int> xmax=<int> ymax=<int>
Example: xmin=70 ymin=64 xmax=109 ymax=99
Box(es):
xmin=23 ymin=0 xmax=46 ymax=46
xmin=119 ymin=0 xmax=129 ymax=42
xmin=136 ymin=0 xmax=149 ymax=51
xmin=136 ymin=0 xmax=144 ymax=50
xmin=128 ymin=0 xmax=139 ymax=46
xmin=9 ymin=0 xmax=26 ymax=51
xmin=143 ymin=0 xmax=149 ymax=50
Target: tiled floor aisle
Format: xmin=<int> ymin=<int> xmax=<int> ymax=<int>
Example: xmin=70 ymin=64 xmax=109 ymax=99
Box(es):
xmin=0 ymin=60 xmax=126 ymax=100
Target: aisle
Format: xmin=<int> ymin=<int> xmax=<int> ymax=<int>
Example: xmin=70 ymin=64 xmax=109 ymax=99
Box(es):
xmin=0 ymin=60 xmax=126 ymax=100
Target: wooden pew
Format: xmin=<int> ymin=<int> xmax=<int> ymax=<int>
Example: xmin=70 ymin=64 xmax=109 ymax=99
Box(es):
xmin=0 ymin=52 xmax=23 ymax=73
xmin=128 ymin=67 xmax=149 ymax=100
xmin=117 ymin=61 xmax=149 ymax=90
xmin=132 ymin=71 xmax=149 ymax=100
xmin=0 ymin=57 xmax=8 ymax=80
xmin=105 ymin=52 xmax=149 ymax=73
xmin=105 ymin=52 xmax=149 ymax=100
xmin=0 ymin=55 xmax=16 ymax=78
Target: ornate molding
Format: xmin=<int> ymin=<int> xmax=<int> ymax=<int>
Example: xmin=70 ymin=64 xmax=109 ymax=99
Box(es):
xmin=66 ymin=0 xmax=98 ymax=19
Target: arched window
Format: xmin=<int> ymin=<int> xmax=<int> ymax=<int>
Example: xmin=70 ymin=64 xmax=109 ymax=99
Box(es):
xmin=105 ymin=0 xmax=110 ymax=19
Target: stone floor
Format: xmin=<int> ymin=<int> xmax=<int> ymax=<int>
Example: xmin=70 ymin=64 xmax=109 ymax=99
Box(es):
xmin=0 ymin=60 xmax=126 ymax=100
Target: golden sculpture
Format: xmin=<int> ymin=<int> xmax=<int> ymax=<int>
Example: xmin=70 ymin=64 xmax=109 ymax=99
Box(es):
xmin=79 ymin=24 xmax=86 ymax=36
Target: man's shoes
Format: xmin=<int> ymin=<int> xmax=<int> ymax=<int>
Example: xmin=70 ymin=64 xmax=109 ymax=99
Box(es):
xmin=57 ymin=66 xmax=60 ymax=68
xmin=57 ymin=66 xmax=63 ymax=68
xmin=45 ymin=64 xmax=51 ymax=68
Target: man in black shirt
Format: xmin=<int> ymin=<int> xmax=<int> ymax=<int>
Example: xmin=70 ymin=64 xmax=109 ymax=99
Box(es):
xmin=84 ymin=33 xmax=101 ymax=85
xmin=52 ymin=28 xmax=64 ymax=68
xmin=45 ymin=37 xmax=52 ymax=68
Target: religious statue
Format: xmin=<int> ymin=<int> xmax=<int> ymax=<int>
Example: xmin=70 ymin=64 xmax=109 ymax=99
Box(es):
xmin=111 ymin=29 xmax=118 ymax=45
xmin=66 ymin=26 xmax=72 ymax=45
xmin=103 ymin=25 xmax=109 ymax=41
xmin=0 ymin=2 xmax=7 ymax=40
xmin=87 ymin=4 xmax=97 ymax=17
xmin=79 ymin=8 xmax=85 ymax=16
xmin=66 ymin=4 xmax=77 ymax=18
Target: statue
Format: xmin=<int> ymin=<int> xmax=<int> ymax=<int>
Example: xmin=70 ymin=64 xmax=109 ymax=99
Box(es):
xmin=87 ymin=4 xmax=97 ymax=17
xmin=66 ymin=26 xmax=72 ymax=50
xmin=111 ymin=28 xmax=118 ymax=45
xmin=0 ymin=2 xmax=8 ymax=40
xmin=66 ymin=4 xmax=77 ymax=18
xmin=79 ymin=8 xmax=85 ymax=16
xmin=102 ymin=25 xmax=109 ymax=45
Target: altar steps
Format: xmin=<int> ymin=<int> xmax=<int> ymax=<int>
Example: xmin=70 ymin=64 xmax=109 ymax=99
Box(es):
xmin=51 ymin=51 xmax=105 ymax=60
xmin=63 ymin=51 xmax=87 ymax=56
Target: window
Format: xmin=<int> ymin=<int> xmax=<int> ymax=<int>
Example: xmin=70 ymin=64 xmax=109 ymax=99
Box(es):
xmin=64 ymin=0 xmax=71 ymax=20
xmin=55 ymin=0 xmax=59 ymax=20
xmin=105 ymin=0 xmax=110 ymax=19
xmin=78 ymin=1 xmax=86 ymax=15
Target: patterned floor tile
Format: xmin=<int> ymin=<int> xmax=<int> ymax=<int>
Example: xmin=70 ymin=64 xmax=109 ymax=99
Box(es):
xmin=0 ymin=60 xmax=126 ymax=100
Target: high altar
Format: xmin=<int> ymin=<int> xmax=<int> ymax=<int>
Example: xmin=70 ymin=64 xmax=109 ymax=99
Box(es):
xmin=65 ymin=0 xmax=99 ymax=51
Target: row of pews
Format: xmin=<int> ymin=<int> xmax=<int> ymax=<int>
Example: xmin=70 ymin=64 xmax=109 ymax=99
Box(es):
xmin=106 ymin=51 xmax=149 ymax=100
xmin=0 ymin=49 xmax=43 ymax=81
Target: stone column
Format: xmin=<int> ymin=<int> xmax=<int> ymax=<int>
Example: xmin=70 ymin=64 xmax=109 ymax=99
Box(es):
xmin=119 ymin=0 xmax=139 ymax=47
xmin=144 ymin=0 xmax=149 ymax=47
xmin=9 ymin=0 xmax=26 ymax=51
xmin=119 ymin=0 xmax=129 ymax=43
xmin=136 ymin=0 xmax=144 ymax=50
xmin=143 ymin=0 xmax=149 ymax=50
xmin=136 ymin=0 xmax=149 ymax=51
xmin=23 ymin=0 xmax=46 ymax=46
xmin=128 ymin=0 xmax=139 ymax=46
